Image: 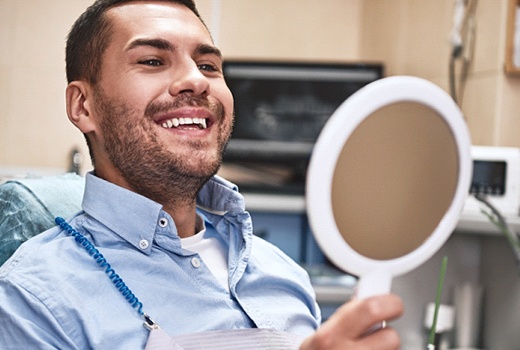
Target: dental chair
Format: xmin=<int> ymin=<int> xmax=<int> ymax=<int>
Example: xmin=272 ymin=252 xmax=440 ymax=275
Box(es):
xmin=0 ymin=173 xmax=85 ymax=265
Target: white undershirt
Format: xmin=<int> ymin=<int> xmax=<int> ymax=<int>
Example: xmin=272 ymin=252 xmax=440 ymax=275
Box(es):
xmin=180 ymin=219 xmax=230 ymax=293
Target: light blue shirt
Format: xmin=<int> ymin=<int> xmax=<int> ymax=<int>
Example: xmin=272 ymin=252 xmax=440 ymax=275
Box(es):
xmin=0 ymin=173 xmax=320 ymax=349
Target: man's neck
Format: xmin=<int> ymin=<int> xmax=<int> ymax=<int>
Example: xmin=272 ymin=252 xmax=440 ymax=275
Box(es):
xmin=163 ymin=201 xmax=198 ymax=238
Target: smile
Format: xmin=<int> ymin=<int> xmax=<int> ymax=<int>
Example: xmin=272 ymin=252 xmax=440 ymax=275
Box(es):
xmin=161 ymin=117 xmax=207 ymax=130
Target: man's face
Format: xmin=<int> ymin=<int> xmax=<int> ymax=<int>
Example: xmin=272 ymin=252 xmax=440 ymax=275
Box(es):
xmin=88 ymin=2 xmax=234 ymax=201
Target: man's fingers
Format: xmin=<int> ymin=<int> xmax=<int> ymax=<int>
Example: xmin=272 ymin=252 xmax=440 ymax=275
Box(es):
xmin=299 ymin=294 xmax=404 ymax=350
xmin=331 ymin=294 xmax=404 ymax=338
xmin=356 ymin=326 xmax=401 ymax=350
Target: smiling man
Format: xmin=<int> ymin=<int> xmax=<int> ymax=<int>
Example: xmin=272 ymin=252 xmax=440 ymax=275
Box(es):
xmin=66 ymin=1 xmax=234 ymax=238
xmin=0 ymin=1 xmax=402 ymax=349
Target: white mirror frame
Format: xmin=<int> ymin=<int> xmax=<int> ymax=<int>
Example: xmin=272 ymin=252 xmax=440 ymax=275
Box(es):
xmin=306 ymin=76 xmax=472 ymax=299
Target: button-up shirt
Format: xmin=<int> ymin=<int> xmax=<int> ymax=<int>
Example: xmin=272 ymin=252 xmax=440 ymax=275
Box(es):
xmin=0 ymin=173 xmax=320 ymax=349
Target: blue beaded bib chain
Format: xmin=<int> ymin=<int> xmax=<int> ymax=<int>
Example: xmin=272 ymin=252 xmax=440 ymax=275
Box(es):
xmin=55 ymin=217 xmax=158 ymax=330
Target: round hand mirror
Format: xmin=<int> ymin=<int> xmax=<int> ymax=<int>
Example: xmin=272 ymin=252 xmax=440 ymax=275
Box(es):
xmin=306 ymin=76 xmax=472 ymax=299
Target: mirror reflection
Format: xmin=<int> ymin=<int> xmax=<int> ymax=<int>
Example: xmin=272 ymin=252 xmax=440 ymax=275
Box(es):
xmin=331 ymin=102 xmax=459 ymax=260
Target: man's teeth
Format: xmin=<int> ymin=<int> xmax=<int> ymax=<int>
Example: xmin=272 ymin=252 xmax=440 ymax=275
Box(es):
xmin=161 ymin=117 xmax=207 ymax=129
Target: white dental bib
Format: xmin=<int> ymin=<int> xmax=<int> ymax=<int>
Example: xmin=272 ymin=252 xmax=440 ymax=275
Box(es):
xmin=145 ymin=327 xmax=305 ymax=350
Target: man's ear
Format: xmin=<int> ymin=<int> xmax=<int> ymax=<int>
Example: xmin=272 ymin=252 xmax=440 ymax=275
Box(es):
xmin=66 ymin=81 xmax=96 ymax=133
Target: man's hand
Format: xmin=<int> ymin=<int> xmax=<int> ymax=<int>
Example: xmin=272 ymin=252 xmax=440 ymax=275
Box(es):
xmin=300 ymin=294 xmax=404 ymax=350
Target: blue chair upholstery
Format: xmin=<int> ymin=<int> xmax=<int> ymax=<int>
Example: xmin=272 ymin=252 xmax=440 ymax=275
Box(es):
xmin=0 ymin=173 xmax=85 ymax=265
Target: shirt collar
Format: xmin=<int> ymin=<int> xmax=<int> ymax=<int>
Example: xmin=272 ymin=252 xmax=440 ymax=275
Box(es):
xmin=81 ymin=173 xmax=245 ymax=252
xmin=82 ymin=173 xmax=163 ymax=252
xmin=196 ymin=175 xmax=245 ymax=214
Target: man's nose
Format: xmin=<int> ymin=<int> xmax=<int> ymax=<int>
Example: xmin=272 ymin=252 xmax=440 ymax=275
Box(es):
xmin=168 ymin=61 xmax=210 ymax=96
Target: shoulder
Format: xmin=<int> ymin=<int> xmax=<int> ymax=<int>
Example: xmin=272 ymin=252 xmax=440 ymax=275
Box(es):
xmin=0 ymin=224 xmax=72 ymax=282
xmin=250 ymin=235 xmax=293 ymax=260
xmin=250 ymin=235 xmax=311 ymax=283
xmin=0 ymin=212 xmax=92 ymax=285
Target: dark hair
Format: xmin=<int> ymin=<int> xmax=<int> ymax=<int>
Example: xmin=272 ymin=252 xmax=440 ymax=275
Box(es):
xmin=65 ymin=0 xmax=204 ymax=85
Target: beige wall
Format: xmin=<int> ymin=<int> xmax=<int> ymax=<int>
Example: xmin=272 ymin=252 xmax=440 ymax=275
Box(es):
xmin=1 ymin=0 xmax=519 ymax=174
xmin=361 ymin=0 xmax=520 ymax=147
xmin=0 ymin=1 xmax=93 ymax=175
xmin=217 ymin=0 xmax=363 ymax=61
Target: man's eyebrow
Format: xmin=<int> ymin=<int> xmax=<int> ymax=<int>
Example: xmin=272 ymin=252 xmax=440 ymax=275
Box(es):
xmin=125 ymin=38 xmax=174 ymax=52
xmin=195 ymin=44 xmax=222 ymax=59
xmin=125 ymin=39 xmax=222 ymax=58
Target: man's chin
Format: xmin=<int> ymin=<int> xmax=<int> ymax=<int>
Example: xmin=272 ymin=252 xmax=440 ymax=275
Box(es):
xmin=180 ymin=151 xmax=222 ymax=174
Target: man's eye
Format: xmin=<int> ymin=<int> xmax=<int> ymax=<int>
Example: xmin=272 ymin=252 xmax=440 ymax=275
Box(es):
xmin=139 ymin=59 xmax=162 ymax=66
xmin=198 ymin=64 xmax=218 ymax=72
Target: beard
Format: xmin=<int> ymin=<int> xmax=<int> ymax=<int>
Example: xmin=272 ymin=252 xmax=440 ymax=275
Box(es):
xmin=93 ymin=88 xmax=232 ymax=207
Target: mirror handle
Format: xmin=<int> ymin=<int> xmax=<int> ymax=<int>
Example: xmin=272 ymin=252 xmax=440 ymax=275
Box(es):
xmin=356 ymin=271 xmax=393 ymax=334
xmin=356 ymin=270 xmax=392 ymax=300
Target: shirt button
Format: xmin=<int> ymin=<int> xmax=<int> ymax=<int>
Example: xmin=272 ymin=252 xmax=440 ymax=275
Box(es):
xmin=139 ymin=239 xmax=149 ymax=250
xmin=158 ymin=218 xmax=168 ymax=228
xmin=191 ymin=257 xmax=201 ymax=268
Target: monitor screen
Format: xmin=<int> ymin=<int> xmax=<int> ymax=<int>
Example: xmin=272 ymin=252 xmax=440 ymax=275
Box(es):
xmin=219 ymin=61 xmax=384 ymax=194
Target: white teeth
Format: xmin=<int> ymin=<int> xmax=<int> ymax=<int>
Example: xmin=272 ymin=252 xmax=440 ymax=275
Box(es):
xmin=161 ymin=117 xmax=207 ymax=129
